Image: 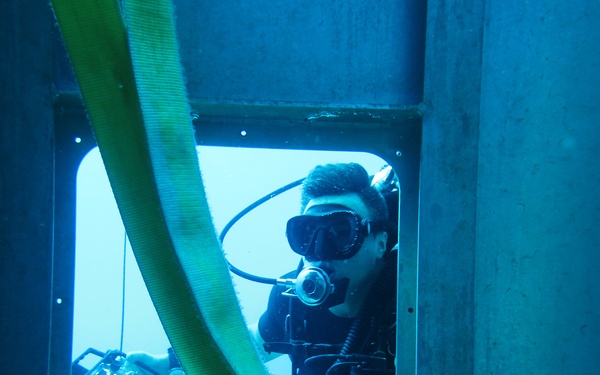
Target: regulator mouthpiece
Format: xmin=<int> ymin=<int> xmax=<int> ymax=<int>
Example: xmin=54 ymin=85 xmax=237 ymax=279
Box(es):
xmin=278 ymin=266 xmax=349 ymax=307
xmin=296 ymin=267 xmax=333 ymax=306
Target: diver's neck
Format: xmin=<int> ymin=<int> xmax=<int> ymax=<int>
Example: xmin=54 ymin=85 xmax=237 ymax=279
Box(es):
xmin=328 ymin=281 xmax=371 ymax=318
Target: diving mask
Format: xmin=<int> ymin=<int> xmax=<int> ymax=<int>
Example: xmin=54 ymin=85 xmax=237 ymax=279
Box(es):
xmin=286 ymin=205 xmax=383 ymax=261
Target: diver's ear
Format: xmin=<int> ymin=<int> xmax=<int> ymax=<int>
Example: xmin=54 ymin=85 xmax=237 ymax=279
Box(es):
xmin=374 ymin=231 xmax=388 ymax=258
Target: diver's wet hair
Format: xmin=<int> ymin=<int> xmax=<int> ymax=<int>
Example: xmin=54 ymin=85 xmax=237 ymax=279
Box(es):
xmin=300 ymin=163 xmax=388 ymax=222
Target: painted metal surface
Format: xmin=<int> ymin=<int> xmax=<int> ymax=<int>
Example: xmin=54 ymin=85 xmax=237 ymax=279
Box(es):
xmin=0 ymin=1 xmax=56 ymax=374
xmin=175 ymin=0 xmax=425 ymax=106
xmin=419 ymin=0 xmax=600 ymax=373
xmin=475 ymin=1 xmax=600 ymax=373
xmin=418 ymin=1 xmax=485 ymax=372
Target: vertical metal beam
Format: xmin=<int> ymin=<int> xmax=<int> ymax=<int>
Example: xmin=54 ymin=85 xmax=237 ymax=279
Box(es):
xmin=0 ymin=0 xmax=55 ymax=373
xmin=420 ymin=0 xmax=600 ymax=374
xmin=475 ymin=1 xmax=600 ymax=373
xmin=419 ymin=0 xmax=486 ymax=373
xmin=51 ymin=100 xmax=97 ymax=375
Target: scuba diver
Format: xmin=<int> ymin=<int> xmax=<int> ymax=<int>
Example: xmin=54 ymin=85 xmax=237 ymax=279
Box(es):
xmin=250 ymin=162 xmax=397 ymax=375
xmin=119 ymin=162 xmax=398 ymax=375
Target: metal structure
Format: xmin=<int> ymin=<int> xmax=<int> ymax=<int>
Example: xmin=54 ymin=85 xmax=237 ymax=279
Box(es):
xmin=1 ymin=0 xmax=598 ymax=374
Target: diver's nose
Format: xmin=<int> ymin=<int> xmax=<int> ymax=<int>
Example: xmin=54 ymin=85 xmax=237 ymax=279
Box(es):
xmin=305 ymin=261 xmax=335 ymax=275
xmin=304 ymin=259 xmax=324 ymax=267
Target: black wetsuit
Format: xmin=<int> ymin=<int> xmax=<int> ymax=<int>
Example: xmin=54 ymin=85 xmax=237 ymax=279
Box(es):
xmin=258 ymin=253 xmax=397 ymax=375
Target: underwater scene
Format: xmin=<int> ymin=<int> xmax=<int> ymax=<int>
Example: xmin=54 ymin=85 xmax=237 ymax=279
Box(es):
xmin=73 ymin=146 xmax=392 ymax=374
xmin=3 ymin=0 xmax=598 ymax=374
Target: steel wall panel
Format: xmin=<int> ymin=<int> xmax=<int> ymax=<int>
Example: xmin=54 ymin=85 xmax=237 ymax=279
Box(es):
xmin=419 ymin=0 xmax=600 ymax=374
xmin=418 ymin=0 xmax=485 ymax=372
xmin=475 ymin=1 xmax=600 ymax=373
xmin=175 ymin=0 xmax=425 ymax=106
xmin=0 ymin=0 xmax=56 ymax=373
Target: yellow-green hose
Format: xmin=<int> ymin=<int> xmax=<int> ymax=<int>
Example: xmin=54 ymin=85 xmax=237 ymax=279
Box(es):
xmin=51 ymin=0 xmax=267 ymax=373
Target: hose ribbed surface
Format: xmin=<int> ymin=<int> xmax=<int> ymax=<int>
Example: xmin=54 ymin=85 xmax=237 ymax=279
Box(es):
xmin=50 ymin=1 xmax=267 ymax=374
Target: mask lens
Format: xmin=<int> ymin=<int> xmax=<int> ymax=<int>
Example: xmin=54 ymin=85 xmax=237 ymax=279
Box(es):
xmin=286 ymin=211 xmax=364 ymax=260
xmin=286 ymin=216 xmax=320 ymax=256
xmin=326 ymin=216 xmax=356 ymax=256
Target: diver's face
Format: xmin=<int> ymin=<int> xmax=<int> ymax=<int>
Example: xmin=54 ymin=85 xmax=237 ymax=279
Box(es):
xmin=301 ymin=194 xmax=387 ymax=293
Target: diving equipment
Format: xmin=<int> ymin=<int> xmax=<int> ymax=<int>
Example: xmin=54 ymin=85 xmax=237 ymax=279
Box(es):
xmin=278 ymin=266 xmax=350 ymax=308
xmin=286 ymin=208 xmax=385 ymax=261
xmin=237 ymin=163 xmax=402 ymax=374
xmin=370 ymin=165 xmax=397 ymax=196
xmin=71 ymin=348 xmax=162 ymax=375
xmin=219 ymin=163 xmax=397 ymax=286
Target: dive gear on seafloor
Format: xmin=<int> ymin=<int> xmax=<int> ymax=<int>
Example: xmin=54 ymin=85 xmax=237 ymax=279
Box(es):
xmin=71 ymin=348 xmax=161 ymax=375
xmin=286 ymin=206 xmax=385 ymax=261
xmin=71 ymin=348 xmax=126 ymax=375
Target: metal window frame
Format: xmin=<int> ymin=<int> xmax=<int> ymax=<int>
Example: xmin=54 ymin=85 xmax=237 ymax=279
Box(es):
xmin=52 ymin=93 xmax=421 ymax=374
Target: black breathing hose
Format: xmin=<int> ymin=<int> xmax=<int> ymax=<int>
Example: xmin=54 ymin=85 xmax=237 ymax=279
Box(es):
xmin=340 ymin=251 xmax=397 ymax=356
xmin=219 ymin=165 xmax=396 ymax=286
xmin=219 ymin=177 xmax=305 ymax=285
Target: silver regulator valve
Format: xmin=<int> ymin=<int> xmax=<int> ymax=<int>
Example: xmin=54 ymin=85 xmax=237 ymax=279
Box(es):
xmin=278 ymin=266 xmax=336 ymax=306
